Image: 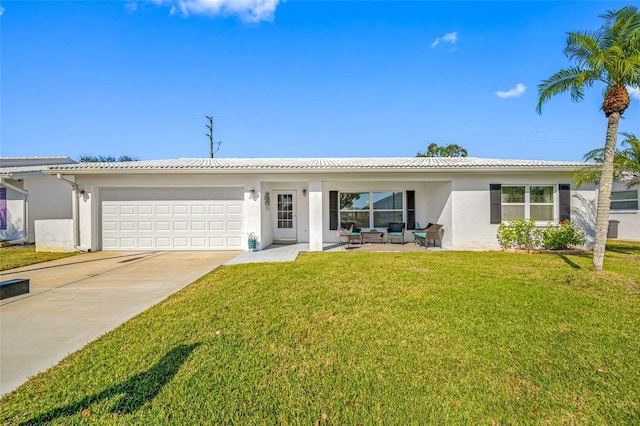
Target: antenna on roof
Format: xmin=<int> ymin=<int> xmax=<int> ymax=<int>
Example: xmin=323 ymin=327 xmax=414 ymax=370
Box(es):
xmin=205 ymin=115 xmax=222 ymax=158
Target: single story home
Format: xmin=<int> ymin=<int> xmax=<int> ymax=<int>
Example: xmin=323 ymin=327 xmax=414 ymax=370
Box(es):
xmin=44 ymin=157 xmax=597 ymax=252
xmin=609 ymin=180 xmax=639 ymax=241
xmin=0 ymin=157 xmax=77 ymax=243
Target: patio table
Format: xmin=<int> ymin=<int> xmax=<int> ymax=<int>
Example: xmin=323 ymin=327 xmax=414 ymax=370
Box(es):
xmin=361 ymin=231 xmax=385 ymax=244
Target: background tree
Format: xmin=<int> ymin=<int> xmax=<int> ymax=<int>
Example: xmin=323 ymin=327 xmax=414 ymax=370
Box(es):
xmin=416 ymin=143 xmax=468 ymax=157
xmin=574 ymin=132 xmax=640 ymax=188
xmin=78 ymin=155 xmax=139 ymax=162
xmin=537 ymin=6 xmax=640 ymax=271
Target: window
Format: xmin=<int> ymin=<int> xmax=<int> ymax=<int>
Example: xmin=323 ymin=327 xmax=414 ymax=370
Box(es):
xmin=501 ymin=185 xmax=555 ymax=222
xmin=339 ymin=191 xmax=403 ymax=229
xmin=0 ymin=188 xmax=6 ymax=230
xmin=611 ymin=190 xmax=638 ymax=210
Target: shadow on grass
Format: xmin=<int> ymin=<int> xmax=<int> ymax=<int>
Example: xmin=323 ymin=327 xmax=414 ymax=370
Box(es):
xmin=557 ymin=254 xmax=583 ymax=270
xmin=21 ymin=343 xmax=200 ymax=425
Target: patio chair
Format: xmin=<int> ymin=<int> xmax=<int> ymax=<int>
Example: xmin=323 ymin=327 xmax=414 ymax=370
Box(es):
xmin=413 ymin=223 xmax=444 ymax=248
xmin=412 ymin=223 xmax=432 ymax=246
xmin=340 ymin=222 xmax=362 ymax=245
xmin=426 ymin=224 xmax=444 ymax=247
xmin=387 ymin=222 xmax=405 ymax=244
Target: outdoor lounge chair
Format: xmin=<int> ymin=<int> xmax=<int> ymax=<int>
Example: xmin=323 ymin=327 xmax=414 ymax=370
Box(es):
xmin=413 ymin=224 xmax=444 ymax=248
xmin=387 ymin=222 xmax=405 ymax=244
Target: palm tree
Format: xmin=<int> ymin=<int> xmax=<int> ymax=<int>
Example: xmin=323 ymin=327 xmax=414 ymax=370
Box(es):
xmin=574 ymin=132 xmax=640 ymax=188
xmin=537 ymin=6 xmax=640 ymax=271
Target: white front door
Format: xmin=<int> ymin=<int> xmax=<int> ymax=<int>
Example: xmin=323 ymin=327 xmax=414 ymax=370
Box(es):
xmin=274 ymin=192 xmax=296 ymax=241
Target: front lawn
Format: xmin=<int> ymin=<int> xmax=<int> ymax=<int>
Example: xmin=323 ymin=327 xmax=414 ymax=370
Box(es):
xmin=2 ymin=242 xmax=639 ymax=424
xmin=0 ymin=246 xmax=79 ymax=271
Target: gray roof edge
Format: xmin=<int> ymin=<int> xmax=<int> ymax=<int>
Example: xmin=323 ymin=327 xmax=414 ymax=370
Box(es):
xmin=44 ymin=157 xmax=588 ymax=173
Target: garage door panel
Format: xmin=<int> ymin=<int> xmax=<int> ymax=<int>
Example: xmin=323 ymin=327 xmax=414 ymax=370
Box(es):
xmin=156 ymin=237 xmax=171 ymax=248
xmin=174 ymin=221 xmax=189 ymax=231
xmin=103 ymin=221 xmax=117 ymax=231
xmin=191 ymin=221 xmax=207 ymax=231
xmin=210 ymin=221 xmax=224 ymax=231
xmin=138 ymin=221 xmax=153 ymax=231
xmin=173 ymin=205 xmax=189 ymax=215
xmin=191 ymin=205 xmax=207 ymax=215
xmin=210 ymin=205 xmax=224 ymax=215
xmin=101 ymin=188 xmax=244 ymax=250
xmin=138 ymin=237 xmax=153 ymax=248
xmin=228 ymin=205 xmax=243 ymax=215
xmin=156 ymin=221 xmax=171 ymax=231
xmin=103 ymin=205 xmax=117 ymax=215
xmin=173 ymin=237 xmax=189 ymax=247
xmin=138 ymin=205 xmax=153 ymax=215
xmin=227 ymin=237 xmax=242 ymax=247
xmin=120 ymin=205 xmax=135 ymax=215
xmin=227 ymin=221 xmax=242 ymax=231
xmin=156 ymin=205 xmax=171 ymax=215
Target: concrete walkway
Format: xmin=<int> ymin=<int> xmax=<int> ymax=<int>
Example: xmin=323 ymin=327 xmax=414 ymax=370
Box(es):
xmin=0 ymin=250 xmax=238 ymax=396
xmin=224 ymin=241 xmax=442 ymax=265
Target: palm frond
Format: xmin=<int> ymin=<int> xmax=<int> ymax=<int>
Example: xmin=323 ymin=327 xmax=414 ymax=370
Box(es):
xmin=536 ymin=67 xmax=600 ymax=113
xmin=574 ymin=133 xmax=640 ymax=187
xmin=602 ymin=6 xmax=640 ymax=49
xmin=565 ymin=31 xmax=603 ymax=65
xmin=573 ymin=164 xmax=602 ymax=187
xmin=618 ymin=132 xmax=640 ymax=188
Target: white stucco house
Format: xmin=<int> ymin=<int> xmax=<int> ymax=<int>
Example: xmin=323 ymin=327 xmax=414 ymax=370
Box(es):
xmin=609 ymin=180 xmax=639 ymax=241
xmin=0 ymin=157 xmax=77 ymax=243
xmin=43 ymin=157 xmax=597 ymax=252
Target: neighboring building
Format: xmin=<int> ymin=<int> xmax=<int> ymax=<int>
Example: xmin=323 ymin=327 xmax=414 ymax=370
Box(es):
xmin=45 ymin=157 xmax=597 ymax=252
xmin=609 ymin=180 xmax=639 ymax=241
xmin=0 ymin=157 xmax=77 ymax=242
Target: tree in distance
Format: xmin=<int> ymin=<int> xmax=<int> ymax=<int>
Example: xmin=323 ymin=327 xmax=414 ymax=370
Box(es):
xmin=574 ymin=132 xmax=640 ymax=189
xmin=78 ymin=155 xmax=140 ymax=162
xmin=416 ymin=143 xmax=468 ymax=157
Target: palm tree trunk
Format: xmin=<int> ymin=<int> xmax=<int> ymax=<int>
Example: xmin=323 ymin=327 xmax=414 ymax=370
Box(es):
xmin=592 ymin=112 xmax=620 ymax=271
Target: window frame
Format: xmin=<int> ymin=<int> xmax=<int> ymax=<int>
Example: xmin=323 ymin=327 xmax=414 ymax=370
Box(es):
xmin=339 ymin=191 xmax=405 ymax=229
xmin=610 ymin=189 xmax=639 ymax=211
xmin=500 ymin=184 xmax=557 ymax=223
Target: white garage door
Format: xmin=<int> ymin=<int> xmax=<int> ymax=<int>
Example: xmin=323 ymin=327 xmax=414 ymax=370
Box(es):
xmin=101 ymin=188 xmax=244 ymax=250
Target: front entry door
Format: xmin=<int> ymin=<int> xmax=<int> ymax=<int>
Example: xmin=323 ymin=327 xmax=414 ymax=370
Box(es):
xmin=274 ymin=192 xmax=296 ymax=241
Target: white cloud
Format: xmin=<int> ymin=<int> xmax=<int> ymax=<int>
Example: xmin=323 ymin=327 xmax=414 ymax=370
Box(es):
xmin=0 ymin=6 xmax=5 ymax=16
xmin=496 ymin=83 xmax=527 ymax=99
xmin=431 ymin=32 xmax=458 ymax=48
xmin=628 ymin=86 xmax=640 ymax=101
xmin=126 ymin=2 xmax=139 ymax=12
xmin=173 ymin=0 xmax=281 ymax=22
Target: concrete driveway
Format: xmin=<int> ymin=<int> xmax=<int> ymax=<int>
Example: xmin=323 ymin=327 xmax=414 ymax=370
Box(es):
xmin=0 ymin=250 xmax=239 ymax=396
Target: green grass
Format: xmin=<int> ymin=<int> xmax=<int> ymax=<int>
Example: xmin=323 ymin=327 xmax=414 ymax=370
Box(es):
xmin=2 ymin=242 xmax=639 ymax=424
xmin=0 ymin=246 xmax=79 ymax=271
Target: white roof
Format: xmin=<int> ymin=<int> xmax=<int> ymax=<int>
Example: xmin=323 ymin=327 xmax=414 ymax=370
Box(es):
xmin=46 ymin=157 xmax=586 ymax=174
xmin=0 ymin=157 xmax=77 ymax=178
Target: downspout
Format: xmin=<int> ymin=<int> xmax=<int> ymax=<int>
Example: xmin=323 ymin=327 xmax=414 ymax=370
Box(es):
xmin=56 ymin=174 xmax=86 ymax=251
xmin=0 ymin=178 xmax=29 ymax=243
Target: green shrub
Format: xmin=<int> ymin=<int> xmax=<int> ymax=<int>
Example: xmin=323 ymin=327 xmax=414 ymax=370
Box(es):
xmin=541 ymin=220 xmax=586 ymax=250
xmin=496 ymin=218 xmax=541 ymax=249
xmin=497 ymin=219 xmax=586 ymax=250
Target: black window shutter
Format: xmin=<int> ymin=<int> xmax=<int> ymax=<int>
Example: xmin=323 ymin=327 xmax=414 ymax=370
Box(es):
xmin=329 ymin=191 xmax=338 ymax=230
xmin=406 ymin=190 xmax=416 ymax=230
xmin=490 ymin=184 xmax=501 ymax=224
xmin=559 ymin=184 xmax=571 ymax=222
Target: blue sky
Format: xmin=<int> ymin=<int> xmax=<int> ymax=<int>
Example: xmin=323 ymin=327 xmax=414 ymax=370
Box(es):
xmin=2 ymin=1 xmax=639 ymax=161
